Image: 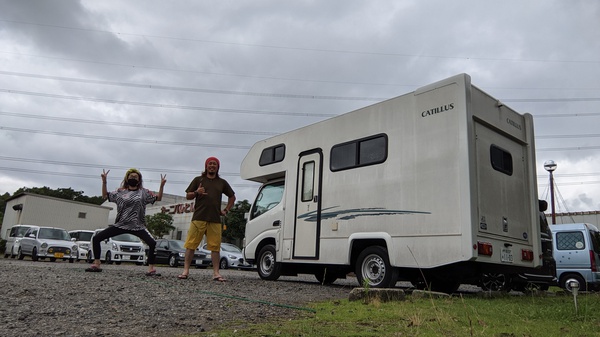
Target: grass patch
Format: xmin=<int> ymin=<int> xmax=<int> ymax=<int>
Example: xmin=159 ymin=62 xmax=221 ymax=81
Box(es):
xmin=195 ymin=291 xmax=600 ymax=337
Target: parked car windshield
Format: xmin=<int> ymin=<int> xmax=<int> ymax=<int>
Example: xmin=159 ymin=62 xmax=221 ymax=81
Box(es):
xmin=112 ymin=233 xmax=142 ymax=242
xmin=38 ymin=228 xmax=70 ymax=241
xmin=78 ymin=232 xmax=94 ymax=241
xmin=14 ymin=227 xmax=31 ymax=237
xmin=221 ymin=243 xmax=242 ymax=253
xmin=169 ymin=240 xmax=184 ymax=249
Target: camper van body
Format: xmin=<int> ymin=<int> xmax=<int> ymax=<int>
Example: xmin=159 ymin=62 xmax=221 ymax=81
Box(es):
xmin=241 ymin=74 xmax=541 ymax=291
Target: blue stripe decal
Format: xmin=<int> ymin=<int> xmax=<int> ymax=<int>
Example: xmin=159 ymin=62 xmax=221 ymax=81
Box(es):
xmin=297 ymin=207 xmax=430 ymax=222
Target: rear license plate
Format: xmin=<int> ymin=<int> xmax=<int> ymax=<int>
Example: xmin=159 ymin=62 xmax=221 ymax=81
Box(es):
xmin=130 ymin=256 xmax=138 ymax=260
xmin=54 ymin=253 xmax=64 ymax=258
xmin=501 ymin=248 xmax=513 ymax=263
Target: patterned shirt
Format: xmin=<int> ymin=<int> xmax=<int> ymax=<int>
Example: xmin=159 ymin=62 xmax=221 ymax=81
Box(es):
xmin=108 ymin=188 xmax=157 ymax=231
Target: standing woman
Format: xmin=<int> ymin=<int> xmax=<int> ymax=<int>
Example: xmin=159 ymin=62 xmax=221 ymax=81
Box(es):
xmin=86 ymin=168 xmax=167 ymax=276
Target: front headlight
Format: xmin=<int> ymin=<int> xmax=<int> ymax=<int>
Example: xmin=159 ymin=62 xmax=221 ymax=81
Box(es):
xmin=15 ymin=238 xmax=21 ymax=244
xmin=72 ymin=245 xmax=78 ymax=252
xmin=41 ymin=242 xmax=48 ymax=249
xmin=227 ymin=254 xmax=236 ymax=259
xmin=112 ymin=243 xmax=118 ymax=251
xmin=80 ymin=243 xmax=89 ymax=249
xmin=179 ymin=253 xmax=185 ymax=258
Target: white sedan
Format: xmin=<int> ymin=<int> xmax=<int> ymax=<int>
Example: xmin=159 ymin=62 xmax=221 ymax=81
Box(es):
xmin=18 ymin=227 xmax=78 ymax=263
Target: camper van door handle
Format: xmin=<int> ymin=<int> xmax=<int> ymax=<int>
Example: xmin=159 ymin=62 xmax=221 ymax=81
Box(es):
xmin=313 ymin=196 xmax=318 ymax=203
xmin=273 ymin=220 xmax=281 ymax=226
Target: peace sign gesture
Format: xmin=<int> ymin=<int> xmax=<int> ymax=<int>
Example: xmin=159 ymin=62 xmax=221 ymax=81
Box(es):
xmin=101 ymin=169 xmax=110 ymax=183
xmin=160 ymin=174 xmax=167 ymax=187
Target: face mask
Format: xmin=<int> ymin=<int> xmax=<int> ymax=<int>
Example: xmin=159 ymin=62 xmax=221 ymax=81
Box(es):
xmin=127 ymin=178 xmax=139 ymax=187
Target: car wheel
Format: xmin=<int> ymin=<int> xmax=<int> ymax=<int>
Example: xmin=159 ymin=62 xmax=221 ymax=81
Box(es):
xmin=11 ymin=247 xmax=17 ymax=258
xmin=480 ymin=273 xmax=511 ymax=292
xmin=18 ymin=248 xmax=25 ymax=260
xmin=560 ymin=273 xmax=587 ymax=292
xmin=86 ymin=251 xmax=93 ymax=263
xmin=257 ymin=244 xmax=282 ymax=281
xmin=220 ymin=258 xmax=228 ymax=270
xmin=31 ymin=247 xmax=38 ymax=262
xmin=169 ymin=255 xmax=178 ymax=267
xmin=355 ymin=246 xmax=398 ymax=288
xmin=106 ymin=251 xmax=113 ymax=265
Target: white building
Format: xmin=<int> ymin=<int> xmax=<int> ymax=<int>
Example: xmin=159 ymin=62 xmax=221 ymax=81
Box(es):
xmin=546 ymin=211 xmax=600 ymax=225
xmin=1 ymin=193 xmax=112 ymax=240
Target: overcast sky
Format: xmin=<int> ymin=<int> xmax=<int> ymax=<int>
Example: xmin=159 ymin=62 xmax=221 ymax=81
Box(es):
xmin=0 ymin=0 xmax=598 ymax=213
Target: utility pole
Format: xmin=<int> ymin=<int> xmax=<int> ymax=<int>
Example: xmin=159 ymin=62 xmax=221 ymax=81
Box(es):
xmin=544 ymin=160 xmax=557 ymax=224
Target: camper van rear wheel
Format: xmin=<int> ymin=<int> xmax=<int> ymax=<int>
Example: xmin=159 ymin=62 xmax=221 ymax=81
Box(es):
xmin=257 ymin=244 xmax=282 ymax=281
xmin=355 ymin=246 xmax=398 ymax=288
xmin=561 ymin=274 xmax=586 ymax=292
xmin=480 ymin=273 xmax=511 ymax=292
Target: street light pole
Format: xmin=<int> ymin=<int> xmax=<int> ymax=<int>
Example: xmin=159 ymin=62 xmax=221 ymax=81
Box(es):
xmin=544 ymin=160 xmax=557 ymax=224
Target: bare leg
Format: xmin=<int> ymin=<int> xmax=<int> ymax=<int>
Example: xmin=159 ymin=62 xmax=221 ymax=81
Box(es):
xmin=212 ymin=251 xmax=224 ymax=280
xmin=181 ymin=248 xmax=194 ymax=277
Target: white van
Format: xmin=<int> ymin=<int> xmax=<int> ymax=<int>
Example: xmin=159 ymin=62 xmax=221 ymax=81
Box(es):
xmin=3 ymin=225 xmax=38 ymax=258
xmin=87 ymin=229 xmax=146 ymax=265
xmin=550 ymin=223 xmax=600 ymax=291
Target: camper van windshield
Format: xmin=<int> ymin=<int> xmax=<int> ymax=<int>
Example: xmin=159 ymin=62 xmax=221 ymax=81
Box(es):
xmin=251 ymin=181 xmax=284 ymax=219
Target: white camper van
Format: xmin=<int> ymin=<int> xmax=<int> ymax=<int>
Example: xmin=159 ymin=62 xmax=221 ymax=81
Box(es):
xmin=241 ymin=74 xmax=541 ymax=292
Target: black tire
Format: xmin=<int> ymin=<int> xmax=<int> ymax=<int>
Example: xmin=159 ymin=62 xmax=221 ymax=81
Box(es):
xmin=257 ymin=244 xmax=282 ymax=281
xmin=355 ymin=246 xmax=398 ymax=288
xmin=31 ymin=247 xmax=38 ymax=262
xmin=18 ymin=248 xmax=25 ymax=260
xmin=560 ymin=273 xmax=586 ymax=292
xmin=105 ymin=251 xmax=113 ymax=265
xmin=480 ymin=273 xmax=511 ymax=292
xmin=169 ymin=255 xmax=178 ymax=267
xmin=86 ymin=251 xmax=93 ymax=263
xmin=315 ymin=268 xmax=338 ymax=285
xmin=220 ymin=258 xmax=228 ymax=270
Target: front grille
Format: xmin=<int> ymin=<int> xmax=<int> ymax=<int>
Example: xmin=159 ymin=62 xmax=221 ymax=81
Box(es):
xmin=48 ymin=247 xmax=71 ymax=254
xmin=121 ymin=245 xmax=142 ymax=253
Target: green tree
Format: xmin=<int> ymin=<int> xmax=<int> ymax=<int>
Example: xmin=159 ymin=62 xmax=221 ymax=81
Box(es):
xmin=145 ymin=212 xmax=175 ymax=238
xmin=223 ymin=200 xmax=251 ymax=244
xmin=12 ymin=186 xmax=104 ymax=205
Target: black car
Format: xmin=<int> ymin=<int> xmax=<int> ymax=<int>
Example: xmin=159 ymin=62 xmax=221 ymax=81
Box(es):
xmin=151 ymin=239 xmax=210 ymax=268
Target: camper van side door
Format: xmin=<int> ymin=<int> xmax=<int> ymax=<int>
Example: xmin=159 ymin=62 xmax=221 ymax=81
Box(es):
xmin=293 ymin=151 xmax=323 ymax=259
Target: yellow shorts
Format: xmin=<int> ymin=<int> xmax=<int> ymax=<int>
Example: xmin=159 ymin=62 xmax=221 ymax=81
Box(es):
xmin=183 ymin=220 xmax=222 ymax=251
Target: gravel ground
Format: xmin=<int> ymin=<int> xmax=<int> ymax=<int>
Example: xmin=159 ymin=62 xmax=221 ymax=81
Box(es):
xmin=0 ymin=257 xmax=361 ymax=337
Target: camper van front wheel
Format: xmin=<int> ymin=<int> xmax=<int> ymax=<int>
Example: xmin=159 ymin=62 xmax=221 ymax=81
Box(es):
xmin=355 ymin=246 xmax=398 ymax=288
xmin=257 ymin=244 xmax=282 ymax=281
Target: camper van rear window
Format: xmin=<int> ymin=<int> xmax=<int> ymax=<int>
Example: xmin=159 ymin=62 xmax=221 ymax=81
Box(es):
xmin=330 ymin=134 xmax=388 ymax=171
xmin=490 ymin=145 xmax=513 ymax=176
xmin=259 ymin=144 xmax=285 ymax=166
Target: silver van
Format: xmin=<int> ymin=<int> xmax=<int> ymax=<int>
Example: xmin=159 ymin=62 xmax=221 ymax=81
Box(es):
xmin=3 ymin=225 xmax=37 ymax=258
xmin=550 ymin=223 xmax=600 ymax=291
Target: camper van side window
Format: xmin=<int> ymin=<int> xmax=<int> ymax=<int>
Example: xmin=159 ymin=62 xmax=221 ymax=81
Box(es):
xmin=301 ymin=161 xmax=315 ymax=202
xmin=259 ymin=144 xmax=286 ymax=166
xmin=490 ymin=145 xmax=513 ymax=176
xmin=330 ymin=134 xmax=387 ymax=171
xmin=556 ymin=232 xmax=585 ymax=250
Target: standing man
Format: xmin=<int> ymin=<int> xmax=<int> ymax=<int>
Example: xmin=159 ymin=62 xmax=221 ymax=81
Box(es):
xmin=179 ymin=157 xmax=235 ymax=281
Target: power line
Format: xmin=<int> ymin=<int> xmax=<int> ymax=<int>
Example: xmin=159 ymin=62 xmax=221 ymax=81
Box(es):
xmin=0 ymin=126 xmax=252 ymax=149
xmin=1 ymin=19 xmax=597 ymax=64
xmin=0 ymin=71 xmax=386 ymax=102
xmin=0 ymin=89 xmax=337 ymax=118
xmin=0 ymin=111 xmax=278 ymax=136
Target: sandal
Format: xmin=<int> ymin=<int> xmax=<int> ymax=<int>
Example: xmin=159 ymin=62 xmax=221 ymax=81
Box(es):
xmin=85 ymin=265 xmax=102 ymax=272
xmin=145 ymin=270 xmax=161 ymax=277
xmin=177 ymin=274 xmax=189 ymax=280
xmin=213 ymin=276 xmax=227 ymax=282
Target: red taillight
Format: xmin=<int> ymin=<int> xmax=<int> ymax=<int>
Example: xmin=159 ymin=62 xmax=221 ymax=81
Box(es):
xmin=521 ymin=249 xmax=534 ymax=261
xmin=477 ymin=242 xmax=493 ymax=256
xmin=590 ymin=250 xmax=597 ymax=272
